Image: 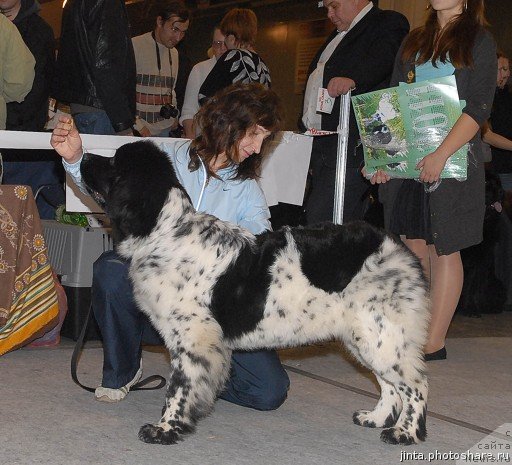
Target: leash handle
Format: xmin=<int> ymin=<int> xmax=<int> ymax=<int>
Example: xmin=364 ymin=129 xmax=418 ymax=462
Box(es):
xmin=70 ymin=303 xmax=167 ymax=393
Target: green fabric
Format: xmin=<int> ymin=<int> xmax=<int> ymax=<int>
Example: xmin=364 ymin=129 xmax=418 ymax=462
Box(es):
xmin=0 ymin=14 xmax=35 ymax=129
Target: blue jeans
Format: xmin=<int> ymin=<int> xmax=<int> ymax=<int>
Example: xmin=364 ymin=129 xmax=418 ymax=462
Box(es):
xmin=92 ymin=250 xmax=289 ymax=410
xmin=73 ymin=110 xmax=115 ymax=135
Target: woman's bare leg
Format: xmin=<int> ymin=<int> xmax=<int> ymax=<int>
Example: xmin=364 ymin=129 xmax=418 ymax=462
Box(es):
xmin=425 ymin=248 xmax=463 ymax=353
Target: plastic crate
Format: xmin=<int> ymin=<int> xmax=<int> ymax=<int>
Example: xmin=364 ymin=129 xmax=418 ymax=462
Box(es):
xmin=42 ymin=220 xmax=113 ymax=287
xmin=42 ymin=220 xmax=113 ymax=340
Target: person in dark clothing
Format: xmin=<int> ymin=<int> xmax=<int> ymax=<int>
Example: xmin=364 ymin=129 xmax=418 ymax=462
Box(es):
xmin=487 ymin=52 xmax=512 ymax=190
xmin=53 ymin=0 xmax=136 ymax=135
xmin=1 ymin=0 xmax=62 ymax=219
xmin=301 ymin=0 xmax=409 ymax=225
xmin=1 ymin=0 xmax=54 ymax=131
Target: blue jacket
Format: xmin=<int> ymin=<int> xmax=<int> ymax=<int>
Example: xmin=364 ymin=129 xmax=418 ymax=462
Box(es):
xmin=64 ymin=139 xmax=271 ymax=234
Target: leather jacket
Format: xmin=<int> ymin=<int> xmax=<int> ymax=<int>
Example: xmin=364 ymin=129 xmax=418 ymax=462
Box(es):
xmin=53 ymin=0 xmax=136 ymax=132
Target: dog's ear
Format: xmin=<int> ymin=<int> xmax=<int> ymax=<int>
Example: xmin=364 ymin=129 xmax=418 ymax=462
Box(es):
xmin=105 ymin=141 xmax=181 ymax=241
xmin=107 ymin=178 xmax=158 ymax=241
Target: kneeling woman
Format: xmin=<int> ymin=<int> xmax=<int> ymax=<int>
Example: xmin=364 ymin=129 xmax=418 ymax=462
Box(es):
xmin=50 ymin=82 xmax=290 ymax=407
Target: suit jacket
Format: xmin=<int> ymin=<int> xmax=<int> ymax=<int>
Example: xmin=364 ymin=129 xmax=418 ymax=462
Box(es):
xmin=305 ymin=6 xmax=409 ymax=167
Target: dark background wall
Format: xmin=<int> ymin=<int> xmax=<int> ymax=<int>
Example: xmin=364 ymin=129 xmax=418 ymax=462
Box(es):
xmin=485 ymin=0 xmax=512 ymax=58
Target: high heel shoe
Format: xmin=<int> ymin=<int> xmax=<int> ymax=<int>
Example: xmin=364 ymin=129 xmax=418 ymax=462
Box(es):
xmin=424 ymin=346 xmax=447 ymax=361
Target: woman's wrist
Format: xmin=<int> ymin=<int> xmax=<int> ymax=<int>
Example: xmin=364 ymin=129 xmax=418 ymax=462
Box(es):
xmin=63 ymin=149 xmax=84 ymax=166
xmin=433 ymin=148 xmax=451 ymax=162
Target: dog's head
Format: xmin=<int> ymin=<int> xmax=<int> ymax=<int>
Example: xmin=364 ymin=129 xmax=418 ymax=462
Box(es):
xmin=81 ymin=140 xmax=182 ymax=242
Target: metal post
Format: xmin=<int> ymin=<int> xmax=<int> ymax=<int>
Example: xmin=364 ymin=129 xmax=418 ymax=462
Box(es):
xmin=333 ymin=91 xmax=351 ymax=225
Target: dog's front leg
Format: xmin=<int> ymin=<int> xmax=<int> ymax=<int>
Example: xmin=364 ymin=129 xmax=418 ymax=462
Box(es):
xmin=138 ymin=320 xmax=232 ymax=445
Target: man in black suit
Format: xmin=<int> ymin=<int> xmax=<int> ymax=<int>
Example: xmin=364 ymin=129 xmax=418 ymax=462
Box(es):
xmin=301 ymin=0 xmax=409 ymax=224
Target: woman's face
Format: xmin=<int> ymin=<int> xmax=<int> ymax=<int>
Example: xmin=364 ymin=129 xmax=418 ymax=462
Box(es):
xmin=497 ymin=57 xmax=510 ymax=89
xmin=234 ymin=125 xmax=272 ymax=163
xmin=429 ymin=0 xmax=464 ymax=19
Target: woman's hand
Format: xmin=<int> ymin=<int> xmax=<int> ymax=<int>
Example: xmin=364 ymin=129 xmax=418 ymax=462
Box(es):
xmin=416 ymin=151 xmax=448 ymax=184
xmin=362 ymin=166 xmax=391 ymax=184
xmin=50 ymin=115 xmax=83 ymax=163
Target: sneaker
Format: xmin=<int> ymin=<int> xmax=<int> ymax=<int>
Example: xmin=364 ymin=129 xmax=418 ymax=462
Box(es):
xmin=94 ymin=363 xmax=143 ymax=403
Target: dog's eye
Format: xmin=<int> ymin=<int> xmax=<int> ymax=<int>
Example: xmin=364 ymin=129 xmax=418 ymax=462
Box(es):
xmin=109 ymin=157 xmax=115 ymax=166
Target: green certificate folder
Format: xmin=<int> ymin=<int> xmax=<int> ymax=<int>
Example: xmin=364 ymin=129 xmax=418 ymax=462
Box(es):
xmin=352 ymin=75 xmax=467 ymax=180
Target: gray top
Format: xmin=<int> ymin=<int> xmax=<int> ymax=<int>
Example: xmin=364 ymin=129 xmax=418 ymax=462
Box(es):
xmin=379 ymin=28 xmax=497 ymax=255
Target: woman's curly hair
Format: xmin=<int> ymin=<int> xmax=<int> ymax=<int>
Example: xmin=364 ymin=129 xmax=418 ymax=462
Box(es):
xmin=189 ymin=82 xmax=283 ymax=180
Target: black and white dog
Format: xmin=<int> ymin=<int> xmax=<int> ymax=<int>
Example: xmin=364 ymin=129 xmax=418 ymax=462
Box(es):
xmin=80 ymin=141 xmax=430 ymax=446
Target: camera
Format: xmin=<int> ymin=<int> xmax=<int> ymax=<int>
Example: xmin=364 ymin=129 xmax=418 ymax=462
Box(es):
xmin=160 ymin=103 xmax=179 ymax=119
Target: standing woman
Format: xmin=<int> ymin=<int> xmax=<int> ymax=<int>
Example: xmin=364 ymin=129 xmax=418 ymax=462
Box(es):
xmin=375 ymin=0 xmax=497 ymax=360
xmin=198 ymin=8 xmax=270 ymax=104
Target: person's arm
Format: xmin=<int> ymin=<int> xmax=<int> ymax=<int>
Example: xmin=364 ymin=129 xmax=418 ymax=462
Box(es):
xmin=417 ymin=114 xmax=480 ymax=183
xmin=1 ymin=17 xmax=35 ymax=106
xmin=179 ymin=63 xmax=203 ymax=139
xmin=181 ymin=119 xmax=195 ymax=139
xmin=198 ymin=51 xmax=233 ymax=104
xmin=50 ymin=115 xmax=86 ymax=189
xmin=238 ymin=181 xmax=272 ymax=234
xmin=328 ymin=12 xmax=409 ymax=97
xmin=482 ymin=124 xmax=512 ymax=151
xmin=417 ymin=32 xmax=497 ymax=183
xmin=6 ymin=20 xmax=55 ymax=131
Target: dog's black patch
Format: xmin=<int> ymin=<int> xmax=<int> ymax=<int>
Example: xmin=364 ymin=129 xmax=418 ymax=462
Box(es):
xmin=210 ymin=230 xmax=288 ymax=339
xmin=294 ymin=221 xmax=387 ymax=293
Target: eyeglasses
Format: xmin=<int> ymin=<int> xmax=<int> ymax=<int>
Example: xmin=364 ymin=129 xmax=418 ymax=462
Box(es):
xmin=170 ymin=26 xmax=187 ymax=36
xmin=212 ymin=40 xmax=226 ymax=48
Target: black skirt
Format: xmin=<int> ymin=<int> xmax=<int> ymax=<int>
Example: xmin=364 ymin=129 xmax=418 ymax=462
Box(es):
xmin=389 ymin=179 xmax=434 ymax=244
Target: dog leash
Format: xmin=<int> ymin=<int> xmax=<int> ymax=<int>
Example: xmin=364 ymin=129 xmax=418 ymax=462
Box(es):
xmin=71 ymin=303 xmax=166 ymax=393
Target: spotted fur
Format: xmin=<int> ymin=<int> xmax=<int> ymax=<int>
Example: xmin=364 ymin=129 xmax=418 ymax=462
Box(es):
xmin=81 ymin=141 xmax=430 ymax=446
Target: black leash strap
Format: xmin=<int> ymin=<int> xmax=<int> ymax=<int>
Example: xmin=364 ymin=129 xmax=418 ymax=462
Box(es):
xmin=71 ymin=303 xmax=167 ymax=393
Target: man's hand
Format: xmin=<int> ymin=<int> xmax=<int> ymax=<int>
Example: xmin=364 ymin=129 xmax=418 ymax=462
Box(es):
xmin=327 ymin=77 xmax=356 ymax=97
xmin=50 ymin=115 xmax=83 ymax=163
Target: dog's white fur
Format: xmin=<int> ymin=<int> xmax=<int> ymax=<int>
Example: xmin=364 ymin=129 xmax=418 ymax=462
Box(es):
xmin=81 ymin=143 xmax=429 ymax=446
xmin=118 ymin=188 xmax=429 ymax=446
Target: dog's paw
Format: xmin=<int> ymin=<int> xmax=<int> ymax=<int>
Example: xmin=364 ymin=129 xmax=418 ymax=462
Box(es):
xmin=380 ymin=427 xmax=421 ymax=445
xmin=138 ymin=423 xmax=181 ymax=445
xmin=353 ymin=410 xmax=377 ymax=428
xmin=353 ymin=407 xmax=398 ymax=428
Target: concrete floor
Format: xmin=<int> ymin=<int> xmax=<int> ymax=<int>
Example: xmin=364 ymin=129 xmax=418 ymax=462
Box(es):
xmin=1 ymin=311 xmax=511 ymax=465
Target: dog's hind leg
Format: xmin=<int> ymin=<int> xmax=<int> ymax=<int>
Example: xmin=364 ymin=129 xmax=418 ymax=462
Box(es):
xmin=353 ymin=375 xmax=402 ymax=428
xmin=345 ymin=312 xmax=428 ymax=445
xmin=138 ymin=321 xmax=232 ymax=445
xmin=379 ymin=364 xmax=428 ymax=446
xmin=353 ymin=347 xmax=428 ymax=445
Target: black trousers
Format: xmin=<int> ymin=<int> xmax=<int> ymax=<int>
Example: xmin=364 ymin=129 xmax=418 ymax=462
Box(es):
xmin=305 ymin=137 xmax=370 ymax=224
